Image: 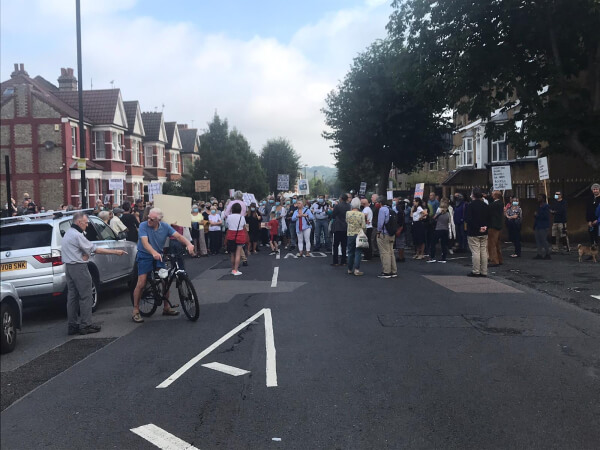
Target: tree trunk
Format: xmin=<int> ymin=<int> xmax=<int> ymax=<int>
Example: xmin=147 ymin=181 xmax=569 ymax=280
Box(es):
xmin=377 ymin=164 xmax=390 ymax=196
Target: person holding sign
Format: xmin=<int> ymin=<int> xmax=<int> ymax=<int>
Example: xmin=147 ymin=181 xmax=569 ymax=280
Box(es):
xmin=533 ymin=194 xmax=551 ymax=260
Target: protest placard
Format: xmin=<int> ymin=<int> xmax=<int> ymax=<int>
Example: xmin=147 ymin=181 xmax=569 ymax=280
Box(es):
xmin=492 ymin=165 xmax=512 ymax=191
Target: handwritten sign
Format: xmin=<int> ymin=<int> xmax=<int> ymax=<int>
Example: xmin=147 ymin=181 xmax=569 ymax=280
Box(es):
xmin=538 ymin=157 xmax=549 ymax=180
xmin=109 ymin=179 xmax=124 ymax=190
xmin=386 ymin=190 xmax=393 ymax=200
xmin=195 ymin=180 xmax=211 ymax=192
xmin=492 ymin=165 xmax=512 ymax=191
xmin=277 ymin=174 xmax=290 ymax=191
xmin=148 ymin=182 xmax=162 ymax=202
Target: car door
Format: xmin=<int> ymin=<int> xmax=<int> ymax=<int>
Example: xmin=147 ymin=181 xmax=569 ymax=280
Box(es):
xmin=88 ymin=216 xmax=124 ymax=281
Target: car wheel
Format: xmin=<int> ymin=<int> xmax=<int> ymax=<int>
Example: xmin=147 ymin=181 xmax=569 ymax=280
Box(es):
xmin=91 ymin=274 xmax=100 ymax=312
xmin=1 ymin=302 xmax=17 ymax=354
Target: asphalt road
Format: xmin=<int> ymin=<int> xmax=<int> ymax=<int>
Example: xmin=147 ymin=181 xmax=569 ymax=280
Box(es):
xmin=1 ymin=248 xmax=599 ymax=449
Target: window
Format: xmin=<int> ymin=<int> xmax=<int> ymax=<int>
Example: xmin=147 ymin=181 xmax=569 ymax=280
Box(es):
xmin=157 ymin=146 xmax=165 ymax=169
xmin=171 ymin=152 xmax=179 ymax=173
xmin=144 ymin=146 xmax=154 ymax=167
xmin=526 ymin=184 xmax=536 ymax=199
xmin=95 ymin=179 xmax=101 ymax=202
xmin=89 ymin=217 xmax=117 ymax=241
xmin=132 ymin=140 xmax=140 ymax=165
xmin=460 ymin=138 xmax=473 ymax=166
xmin=112 ymin=132 xmax=123 ymax=160
xmin=0 ymin=224 xmax=53 ymax=251
xmin=492 ymin=134 xmax=508 ymax=162
xmin=71 ymin=126 xmax=77 ymax=157
xmin=133 ymin=182 xmax=141 ymax=200
xmin=428 ymin=161 xmax=438 ymax=171
xmin=113 ymin=189 xmax=122 ymax=205
xmin=94 ymin=132 xmax=105 ymax=159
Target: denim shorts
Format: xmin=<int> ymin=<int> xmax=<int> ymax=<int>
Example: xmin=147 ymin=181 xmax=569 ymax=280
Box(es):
xmin=137 ymin=252 xmax=165 ymax=276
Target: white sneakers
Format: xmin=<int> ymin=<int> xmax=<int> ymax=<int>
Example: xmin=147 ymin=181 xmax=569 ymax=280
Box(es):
xmin=232 ymin=270 xmax=243 ymax=276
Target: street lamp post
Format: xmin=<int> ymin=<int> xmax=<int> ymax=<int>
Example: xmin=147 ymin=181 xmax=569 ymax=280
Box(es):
xmin=76 ymin=0 xmax=87 ymax=208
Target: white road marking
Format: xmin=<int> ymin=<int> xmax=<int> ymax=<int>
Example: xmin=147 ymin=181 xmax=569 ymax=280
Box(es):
xmin=276 ymin=251 xmax=280 ymax=260
xmin=308 ymin=252 xmax=326 ymax=257
xmin=271 ymin=267 xmax=279 ymax=288
xmin=157 ymin=308 xmax=277 ymax=388
xmin=201 ymin=362 xmax=250 ymax=377
xmin=284 ymin=253 xmax=297 ymax=259
xmin=264 ymin=308 xmax=277 ymax=387
xmin=444 ymin=256 xmax=470 ymax=260
xmin=591 ymin=295 xmax=600 ymax=300
xmin=130 ymin=424 xmax=199 ymax=450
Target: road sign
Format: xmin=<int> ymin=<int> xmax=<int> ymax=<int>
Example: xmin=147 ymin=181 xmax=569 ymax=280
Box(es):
xmin=298 ymin=179 xmax=309 ymax=195
xmin=76 ymin=158 xmax=86 ymax=170
xmin=359 ymin=182 xmax=367 ymax=195
xmin=156 ymin=308 xmax=278 ymax=388
xmin=492 ymin=165 xmax=512 ymax=191
xmin=195 ymin=180 xmax=211 ymax=192
xmin=277 ymin=174 xmax=290 ymax=191
xmin=414 ymin=183 xmax=424 ymax=200
xmin=538 ymin=157 xmax=549 ymax=180
xmin=108 ymin=178 xmax=123 ymax=190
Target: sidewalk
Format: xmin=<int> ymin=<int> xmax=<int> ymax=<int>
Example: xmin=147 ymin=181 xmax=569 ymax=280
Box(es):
xmin=443 ymin=242 xmax=600 ymax=315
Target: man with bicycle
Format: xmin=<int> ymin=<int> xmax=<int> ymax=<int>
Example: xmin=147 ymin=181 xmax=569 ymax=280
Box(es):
xmin=132 ymin=208 xmax=195 ymax=323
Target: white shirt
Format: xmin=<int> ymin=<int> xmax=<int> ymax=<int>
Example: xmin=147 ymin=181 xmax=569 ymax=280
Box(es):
xmin=362 ymin=206 xmax=373 ymax=229
xmin=226 ymin=213 xmax=246 ymax=231
xmin=412 ymin=206 xmax=424 ymax=222
xmin=208 ymin=213 xmax=222 ymax=231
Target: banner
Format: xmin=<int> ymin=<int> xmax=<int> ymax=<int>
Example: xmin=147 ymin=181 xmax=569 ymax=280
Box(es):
xmin=277 ymin=174 xmax=290 ymax=191
xmin=414 ymin=183 xmax=425 ymax=200
xmin=491 ymin=165 xmax=512 ymax=191
xmin=298 ymin=179 xmax=309 ymax=195
xmin=359 ymin=182 xmax=367 ymax=195
xmin=195 ymin=180 xmax=211 ymax=192
xmin=109 ymin=179 xmax=124 ymax=190
xmin=148 ymin=182 xmax=162 ymax=202
xmin=538 ymin=157 xmax=549 ymax=180
xmin=154 ymin=194 xmax=192 ymax=228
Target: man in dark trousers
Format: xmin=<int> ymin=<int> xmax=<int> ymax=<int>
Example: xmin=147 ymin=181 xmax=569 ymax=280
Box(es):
xmin=586 ymin=183 xmax=600 ymax=246
xmin=550 ymin=190 xmax=569 ymax=253
xmin=331 ymin=194 xmax=350 ymax=266
xmin=487 ymin=190 xmax=504 ymax=267
xmin=464 ymin=188 xmax=491 ymax=277
xmin=120 ymin=201 xmax=139 ymax=243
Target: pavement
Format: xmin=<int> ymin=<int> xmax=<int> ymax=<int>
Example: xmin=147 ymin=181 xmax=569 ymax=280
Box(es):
xmin=1 ymin=245 xmax=599 ymax=449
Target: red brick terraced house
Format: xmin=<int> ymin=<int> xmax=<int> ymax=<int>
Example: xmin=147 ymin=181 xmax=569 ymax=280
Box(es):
xmin=177 ymin=124 xmax=200 ymax=174
xmin=123 ymin=100 xmax=146 ymax=202
xmin=141 ymin=112 xmax=168 ymax=186
xmin=164 ymin=121 xmax=183 ymax=181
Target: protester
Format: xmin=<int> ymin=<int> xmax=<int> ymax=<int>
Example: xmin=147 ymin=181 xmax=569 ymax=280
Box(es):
xmin=427 ymin=200 xmax=451 ymax=263
xmin=247 ymin=203 xmax=262 ymax=254
xmin=411 ymin=198 xmax=427 ymax=259
xmin=223 ymin=190 xmax=247 ymax=218
xmin=109 ymin=208 xmax=128 ymax=237
xmin=285 ymin=196 xmax=298 ymax=250
xmin=208 ymin=205 xmax=223 ymax=255
xmin=225 ymin=203 xmax=247 ymax=276
xmin=311 ymin=195 xmax=331 ymax=252
xmin=533 ymin=193 xmax=551 ymax=260
xmin=453 ymin=193 xmax=467 ymax=252
xmin=376 ymin=197 xmax=398 ymax=278
xmin=63 ymin=212 xmax=127 ymax=334
xmin=292 ymin=199 xmax=315 ymax=257
xmin=345 ymin=197 xmax=366 ymax=276
xmin=268 ymin=212 xmax=280 ymax=255
xmin=360 ymin=198 xmax=374 ymax=260
xmin=587 ymin=183 xmax=600 ymax=246
xmin=426 ymin=192 xmax=439 ymax=253
xmin=331 ymin=194 xmax=350 ymax=265
xmin=98 ymin=210 xmax=111 ymax=226
xmin=488 ymin=190 xmax=504 ymax=267
xmin=395 ymin=200 xmax=407 ymax=263
xmin=550 ymin=190 xmax=570 ymax=253
xmin=505 ymin=198 xmax=522 ymax=258
xmin=191 ymin=205 xmax=208 ymax=257
xmin=465 ymin=188 xmax=491 ymax=277
xmin=120 ymin=202 xmax=139 ymax=243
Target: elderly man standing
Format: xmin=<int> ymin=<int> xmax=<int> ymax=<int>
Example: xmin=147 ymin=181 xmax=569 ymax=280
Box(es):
xmin=376 ymin=197 xmax=398 ymax=278
xmin=62 ymin=212 xmax=128 ymax=335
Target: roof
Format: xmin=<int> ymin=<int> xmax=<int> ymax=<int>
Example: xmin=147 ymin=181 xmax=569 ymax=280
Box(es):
xmin=33 ymin=76 xmax=59 ymax=92
xmin=141 ymin=112 xmax=165 ymax=142
xmin=123 ymin=101 xmax=138 ymax=134
xmin=179 ymin=128 xmax=199 ymax=154
xmin=442 ymin=168 xmax=489 ymax=188
xmin=55 ymin=89 xmax=124 ymax=126
xmin=164 ymin=122 xmax=176 ymax=147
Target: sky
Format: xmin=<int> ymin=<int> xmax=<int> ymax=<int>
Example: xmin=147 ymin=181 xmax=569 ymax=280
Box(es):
xmin=0 ymin=0 xmax=393 ymax=166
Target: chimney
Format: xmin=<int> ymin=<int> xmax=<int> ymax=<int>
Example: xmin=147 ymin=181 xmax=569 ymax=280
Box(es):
xmin=58 ymin=67 xmax=78 ymax=91
xmin=10 ymin=63 xmax=29 ymax=78
xmin=177 ymin=124 xmax=188 ymax=130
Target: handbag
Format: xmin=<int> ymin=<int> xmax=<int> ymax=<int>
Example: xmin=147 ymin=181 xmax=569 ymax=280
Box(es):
xmin=356 ymin=229 xmax=369 ymax=248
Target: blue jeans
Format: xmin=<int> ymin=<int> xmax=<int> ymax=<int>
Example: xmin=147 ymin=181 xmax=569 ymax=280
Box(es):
xmin=314 ymin=218 xmax=330 ymax=249
xmin=346 ymin=235 xmax=362 ymax=272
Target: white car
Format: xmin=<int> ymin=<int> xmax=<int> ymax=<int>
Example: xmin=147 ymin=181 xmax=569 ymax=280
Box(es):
xmin=1 ymin=281 xmax=23 ymax=354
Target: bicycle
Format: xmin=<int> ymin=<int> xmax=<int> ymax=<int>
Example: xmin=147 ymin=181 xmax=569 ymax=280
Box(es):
xmin=129 ymin=251 xmax=200 ymax=321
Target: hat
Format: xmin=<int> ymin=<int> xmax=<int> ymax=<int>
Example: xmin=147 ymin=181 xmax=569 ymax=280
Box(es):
xmin=113 ymin=208 xmax=124 ymax=214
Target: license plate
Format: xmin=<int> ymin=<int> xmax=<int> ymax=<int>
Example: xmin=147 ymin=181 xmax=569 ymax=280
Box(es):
xmin=1 ymin=261 xmax=27 ymax=272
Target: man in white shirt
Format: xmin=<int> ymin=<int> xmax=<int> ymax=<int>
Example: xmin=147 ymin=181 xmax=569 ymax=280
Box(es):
xmin=311 ymin=195 xmax=331 ymax=251
xmin=361 ymin=198 xmax=374 ymax=260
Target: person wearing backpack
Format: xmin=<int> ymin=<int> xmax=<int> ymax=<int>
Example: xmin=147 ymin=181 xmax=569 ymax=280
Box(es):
xmin=376 ymin=197 xmax=398 ymax=278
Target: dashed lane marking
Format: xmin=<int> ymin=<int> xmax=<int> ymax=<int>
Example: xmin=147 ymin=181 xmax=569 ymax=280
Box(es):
xmin=271 ymin=267 xmax=279 ymax=288
xmin=591 ymin=295 xmax=600 ymax=300
xmin=130 ymin=424 xmax=199 ymax=450
xmin=201 ymin=362 xmax=250 ymax=377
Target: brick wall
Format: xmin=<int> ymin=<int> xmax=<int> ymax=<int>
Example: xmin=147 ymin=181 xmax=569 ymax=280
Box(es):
xmin=32 ymin=97 xmax=61 ymax=119
xmin=39 ymin=179 xmax=64 ymax=210
xmin=1 ymin=98 xmax=15 ymax=119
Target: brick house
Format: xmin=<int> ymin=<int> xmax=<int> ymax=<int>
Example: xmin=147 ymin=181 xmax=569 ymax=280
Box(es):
xmin=177 ymin=124 xmax=200 ymax=174
xmin=123 ymin=100 xmax=146 ymax=202
xmin=140 ymin=112 xmax=168 ymax=186
xmin=164 ymin=122 xmax=183 ymax=181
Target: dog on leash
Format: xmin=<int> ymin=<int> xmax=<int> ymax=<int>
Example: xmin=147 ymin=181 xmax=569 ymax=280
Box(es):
xmin=577 ymin=244 xmax=598 ymax=262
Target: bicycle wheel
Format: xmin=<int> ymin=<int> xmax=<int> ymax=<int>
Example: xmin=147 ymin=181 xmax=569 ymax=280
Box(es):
xmin=130 ymin=275 xmax=159 ymax=317
xmin=177 ymin=273 xmax=200 ymax=321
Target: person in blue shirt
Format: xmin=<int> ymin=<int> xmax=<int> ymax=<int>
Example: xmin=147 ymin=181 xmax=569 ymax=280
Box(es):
xmin=533 ymin=193 xmax=551 ymax=260
xmin=131 ymin=208 xmax=195 ymax=323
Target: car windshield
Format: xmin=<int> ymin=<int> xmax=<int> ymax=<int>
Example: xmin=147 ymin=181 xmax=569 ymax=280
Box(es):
xmin=0 ymin=224 xmax=53 ymax=251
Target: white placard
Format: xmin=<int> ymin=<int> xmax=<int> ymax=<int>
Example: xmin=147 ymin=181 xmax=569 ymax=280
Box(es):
xmin=492 ymin=165 xmax=512 ymax=191
xmin=153 ymin=194 xmax=192 ymax=228
xmin=298 ymin=179 xmax=309 ymax=195
xmin=277 ymin=174 xmax=290 ymax=191
xmin=538 ymin=157 xmax=549 ymax=180
xmin=359 ymin=182 xmax=367 ymax=195
xmin=386 ymin=190 xmax=393 ymax=200
xmin=109 ymin=179 xmax=124 ymax=190
xmin=414 ymin=183 xmax=424 ymax=200
xmin=148 ymin=182 xmax=162 ymax=202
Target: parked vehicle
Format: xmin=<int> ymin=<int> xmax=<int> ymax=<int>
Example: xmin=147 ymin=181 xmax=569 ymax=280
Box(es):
xmin=1 ymin=281 xmax=23 ymax=354
xmin=0 ymin=210 xmax=137 ymax=311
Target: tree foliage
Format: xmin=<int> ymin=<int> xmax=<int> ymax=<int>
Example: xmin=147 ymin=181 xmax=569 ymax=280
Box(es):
xmin=259 ymin=138 xmax=301 ymax=193
xmin=388 ymin=0 xmax=600 ymax=168
xmin=196 ymin=114 xmax=269 ymax=199
xmin=322 ymin=39 xmax=451 ymax=194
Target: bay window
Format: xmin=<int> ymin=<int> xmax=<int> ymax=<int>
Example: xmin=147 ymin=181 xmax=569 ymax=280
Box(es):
xmin=94 ymin=132 xmax=105 ymax=159
xmin=492 ymin=134 xmax=508 ymax=162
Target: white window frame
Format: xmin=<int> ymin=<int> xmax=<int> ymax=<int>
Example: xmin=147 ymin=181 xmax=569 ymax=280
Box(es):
xmin=144 ymin=145 xmax=154 ymax=167
xmin=157 ymin=146 xmax=165 ymax=169
xmin=94 ymin=131 xmax=105 ymax=159
xmin=492 ymin=134 xmax=508 ymax=162
xmin=460 ymin=137 xmax=473 ymax=166
xmin=112 ymin=132 xmax=123 ymax=160
xmin=131 ymin=140 xmax=140 ymax=165
xmin=71 ymin=126 xmax=77 ymax=157
xmin=133 ymin=182 xmax=141 ymax=200
xmin=95 ymin=179 xmax=101 ymax=202
xmin=171 ymin=152 xmax=180 ymax=173
xmin=428 ymin=160 xmax=438 ymax=171
xmin=113 ymin=189 xmax=122 ymax=205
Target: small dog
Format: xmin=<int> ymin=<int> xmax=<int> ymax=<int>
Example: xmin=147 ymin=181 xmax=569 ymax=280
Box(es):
xmin=577 ymin=244 xmax=598 ymax=263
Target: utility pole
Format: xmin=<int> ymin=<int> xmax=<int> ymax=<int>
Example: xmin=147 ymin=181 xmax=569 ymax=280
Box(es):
xmin=5 ymin=156 xmax=12 ymax=216
xmin=76 ymin=0 xmax=87 ymax=208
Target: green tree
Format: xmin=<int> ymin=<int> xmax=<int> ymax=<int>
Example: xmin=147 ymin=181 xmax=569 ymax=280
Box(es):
xmin=259 ymin=138 xmax=301 ymax=194
xmin=308 ymin=177 xmax=332 ymax=197
xmin=388 ymin=0 xmax=600 ymax=168
xmin=322 ymin=39 xmax=451 ymax=195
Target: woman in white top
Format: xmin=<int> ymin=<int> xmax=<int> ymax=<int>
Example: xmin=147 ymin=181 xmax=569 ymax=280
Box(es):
xmin=411 ymin=197 xmax=427 ymax=259
xmin=208 ymin=207 xmax=223 ymax=255
xmin=225 ymin=202 xmax=247 ymax=276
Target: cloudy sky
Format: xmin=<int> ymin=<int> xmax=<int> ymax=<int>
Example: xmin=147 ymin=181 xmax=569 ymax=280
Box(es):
xmin=1 ymin=0 xmax=392 ymax=166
